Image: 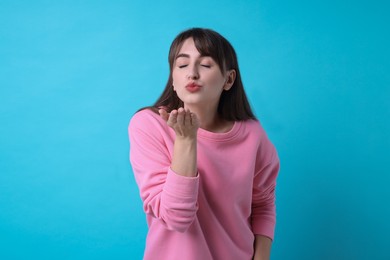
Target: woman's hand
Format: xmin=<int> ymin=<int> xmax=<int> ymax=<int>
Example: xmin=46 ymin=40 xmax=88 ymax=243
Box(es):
xmin=159 ymin=107 xmax=199 ymax=177
xmin=159 ymin=108 xmax=199 ymax=139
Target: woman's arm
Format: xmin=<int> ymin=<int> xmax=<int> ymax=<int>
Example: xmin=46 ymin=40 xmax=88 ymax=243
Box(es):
xmin=251 ymin=128 xmax=280 ymax=258
xmin=253 ymin=235 xmax=272 ymax=260
xmin=129 ymin=108 xmax=200 ymax=232
xmin=159 ymin=107 xmax=199 ymax=177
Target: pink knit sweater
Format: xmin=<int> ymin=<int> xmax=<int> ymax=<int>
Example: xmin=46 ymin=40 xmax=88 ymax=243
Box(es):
xmin=129 ymin=109 xmax=279 ymax=260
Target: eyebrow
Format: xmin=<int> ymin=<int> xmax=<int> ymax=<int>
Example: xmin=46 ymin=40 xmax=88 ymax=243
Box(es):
xmin=175 ymin=53 xmax=210 ymax=60
xmin=175 ymin=53 xmax=190 ymax=59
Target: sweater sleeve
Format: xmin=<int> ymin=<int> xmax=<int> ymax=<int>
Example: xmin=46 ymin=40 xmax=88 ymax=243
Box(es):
xmin=128 ymin=110 xmax=199 ymax=232
xmin=251 ymin=134 xmax=280 ymax=240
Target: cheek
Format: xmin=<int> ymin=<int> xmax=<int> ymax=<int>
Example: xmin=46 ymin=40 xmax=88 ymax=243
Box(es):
xmin=171 ymin=70 xmax=182 ymax=85
xmin=208 ymin=75 xmax=226 ymax=90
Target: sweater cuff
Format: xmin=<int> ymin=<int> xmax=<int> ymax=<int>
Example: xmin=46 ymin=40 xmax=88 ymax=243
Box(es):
xmin=164 ymin=168 xmax=199 ymax=198
xmin=252 ymin=218 xmax=276 ymax=241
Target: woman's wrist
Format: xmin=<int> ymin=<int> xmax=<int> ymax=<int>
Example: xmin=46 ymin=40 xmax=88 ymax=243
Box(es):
xmin=171 ymin=137 xmax=197 ymax=177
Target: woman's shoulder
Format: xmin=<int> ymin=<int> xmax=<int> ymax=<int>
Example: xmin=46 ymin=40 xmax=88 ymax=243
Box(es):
xmin=242 ymin=118 xmax=266 ymax=134
xmin=240 ymin=118 xmax=276 ymax=148
xmin=129 ymin=108 xmax=164 ymax=131
xmin=131 ymin=107 xmax=158 ymax=120
xmin=245 ymin=118 xmax=278 ymax=156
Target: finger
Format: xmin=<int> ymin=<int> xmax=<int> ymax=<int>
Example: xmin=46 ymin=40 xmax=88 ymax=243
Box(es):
xmin=177 ymin=108 xmax=185 ymax=125
xmin=158 ymin=109 xmax=169 ymax=122
xmin=168 ymin=110 xmax=178 ymax=126
xmin=184 ymin=109 xmax=191 ymax=126
xmin=190 ymin=112 xmax=199 ymax=127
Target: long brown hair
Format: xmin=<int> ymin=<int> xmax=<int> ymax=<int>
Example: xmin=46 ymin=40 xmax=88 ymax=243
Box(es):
xmin=144 ymin=28 xmax=256 ymax=121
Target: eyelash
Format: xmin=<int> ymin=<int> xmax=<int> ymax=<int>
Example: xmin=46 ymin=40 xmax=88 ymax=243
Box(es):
xmin=178 ymin=64 xmax=211 ymax=68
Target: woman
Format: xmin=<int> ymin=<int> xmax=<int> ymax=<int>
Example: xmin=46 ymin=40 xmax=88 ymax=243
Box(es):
xmin=129 ymin=28 xmax=280 ymax=260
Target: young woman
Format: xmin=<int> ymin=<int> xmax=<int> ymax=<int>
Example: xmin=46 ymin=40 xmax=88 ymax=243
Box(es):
xmin=129 ymin=28 xmax=280 ymax=260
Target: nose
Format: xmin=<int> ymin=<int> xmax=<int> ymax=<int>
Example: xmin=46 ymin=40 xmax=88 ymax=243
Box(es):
xmin=187 ymin=65 xmax=199 ymax=80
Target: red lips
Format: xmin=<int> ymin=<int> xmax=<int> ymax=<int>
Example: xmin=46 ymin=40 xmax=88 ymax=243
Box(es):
xmin=186 ymin=82 xmax=202 ymax=93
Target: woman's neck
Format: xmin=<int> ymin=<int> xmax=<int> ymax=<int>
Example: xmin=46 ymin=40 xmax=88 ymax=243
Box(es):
xmin=185 ymin=104 xmax=233 ymax=133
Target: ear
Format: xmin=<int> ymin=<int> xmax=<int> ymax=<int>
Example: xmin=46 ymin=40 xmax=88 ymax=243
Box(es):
xmin=223 ymin=70 xmax=236 ymax=91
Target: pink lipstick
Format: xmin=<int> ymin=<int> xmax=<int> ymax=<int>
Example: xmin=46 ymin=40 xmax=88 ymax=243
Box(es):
xmin=186 ymin=82 xmax=202 ymax=93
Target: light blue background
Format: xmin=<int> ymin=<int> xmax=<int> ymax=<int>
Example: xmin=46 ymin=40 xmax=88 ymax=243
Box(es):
xmin=1 ymin=0 xmax=389 ymax=259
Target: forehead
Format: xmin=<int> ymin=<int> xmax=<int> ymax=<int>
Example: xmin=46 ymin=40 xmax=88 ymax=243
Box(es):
xmin=176 ymin=38 xmax=200 ymax=57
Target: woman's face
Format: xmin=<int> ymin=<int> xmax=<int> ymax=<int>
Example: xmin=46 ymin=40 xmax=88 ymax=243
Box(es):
xmin=172 ymin=37 xmax=234 ymax=110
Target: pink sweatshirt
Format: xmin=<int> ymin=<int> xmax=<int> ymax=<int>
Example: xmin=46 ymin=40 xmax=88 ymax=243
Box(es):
xmin=129 ymin=109 xmax=279 ymax=260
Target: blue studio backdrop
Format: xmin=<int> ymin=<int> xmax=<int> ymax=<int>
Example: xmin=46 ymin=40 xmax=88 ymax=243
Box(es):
xmin=1 ymin=0 xmax=389 ymax=259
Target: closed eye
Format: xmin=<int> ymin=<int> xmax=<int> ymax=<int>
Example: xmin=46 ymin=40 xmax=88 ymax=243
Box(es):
xmin=201 ymin=64 xmax=211 ymax=68
xmin=178 ymin=65 xmax=188 ymax=68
